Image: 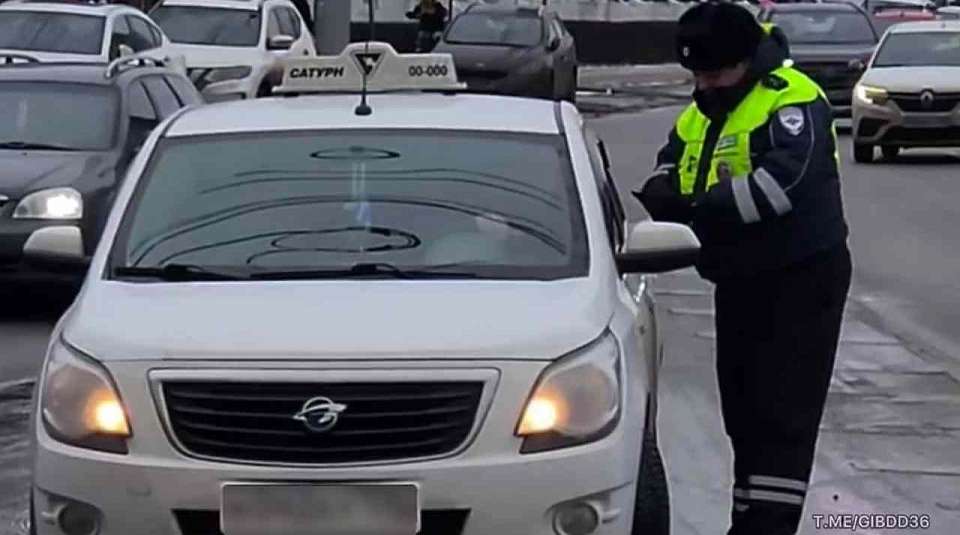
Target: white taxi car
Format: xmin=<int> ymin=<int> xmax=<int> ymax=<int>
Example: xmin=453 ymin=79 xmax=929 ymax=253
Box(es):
xmin=150 ymin=0 xmax=316 ymax=102
xmin=852 ymin=20 xmax=960 ymax=162
xmin=0 ymin=1 xmax=176 ymax=64
xmin=27 ymin=43 xmax=698 ymax=535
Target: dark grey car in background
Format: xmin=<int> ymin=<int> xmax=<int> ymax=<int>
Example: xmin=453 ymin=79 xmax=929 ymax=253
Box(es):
xmin=0 ymin=57 xmax=201 ymax=280
xmin=433 ymin=4 xmax=577 ymax=101
xmin=761 ymin=2 xmax=879 ymax=117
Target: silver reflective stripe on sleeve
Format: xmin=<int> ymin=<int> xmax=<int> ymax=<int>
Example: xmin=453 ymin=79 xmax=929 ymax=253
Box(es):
xmin=748 ymin=475 xmax=808 ymax=492
xmin=734 ymin=489 xmax=804 ymax=506
xmin=732 ymin=176 xmax=761 ymax=223
xmin=655 ymin=163 xmax=676 ymax=174
xmin=752 ymin=168 xmax=793 ymax=216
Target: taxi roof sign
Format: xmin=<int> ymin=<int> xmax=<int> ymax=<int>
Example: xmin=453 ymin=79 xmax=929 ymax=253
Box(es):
xmin=275 ymin=42 xmax=466 ymax=95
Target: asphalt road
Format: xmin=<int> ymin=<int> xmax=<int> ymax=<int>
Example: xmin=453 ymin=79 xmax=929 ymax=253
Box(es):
xmin=1 ymin=105 xmax=959 ymax=534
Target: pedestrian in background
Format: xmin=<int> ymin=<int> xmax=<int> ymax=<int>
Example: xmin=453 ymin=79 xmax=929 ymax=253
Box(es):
xmin=634 ymin=2 xmax=852 ymax=534
xmin=406 ymin=0 xmax=448 ymax=52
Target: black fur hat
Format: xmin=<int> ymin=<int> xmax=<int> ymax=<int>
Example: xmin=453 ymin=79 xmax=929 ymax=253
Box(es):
xmin=676 ymin=2 xmax=764 ymax=71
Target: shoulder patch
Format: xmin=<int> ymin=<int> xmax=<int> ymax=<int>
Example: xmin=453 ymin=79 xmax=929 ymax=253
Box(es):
xmin=762 ymin=74 xmax=789 ymax=91
xmin=778 ymin=106 xmax=805 ymax=136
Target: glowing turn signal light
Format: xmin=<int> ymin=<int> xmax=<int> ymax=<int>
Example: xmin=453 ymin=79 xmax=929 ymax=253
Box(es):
xmin=86 ymin=393 xmax=130 ymax=436
xmin=518 ymin=397 xmax=559 ymax=435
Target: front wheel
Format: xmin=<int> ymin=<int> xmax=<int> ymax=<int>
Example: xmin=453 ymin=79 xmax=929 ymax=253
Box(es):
xmin=853 ymin=143 xmax=874 ymax=163
xmin=631 ymin=416 xmax=670 ymax=535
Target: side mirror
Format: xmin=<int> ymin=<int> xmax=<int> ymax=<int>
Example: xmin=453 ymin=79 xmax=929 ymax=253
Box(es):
xmin=22 ymin=226 xmax=90 ymax=273
xmin=118 ymin=44 xmax=135 ymax=58
xmin=615 ymin=221 xmax=700 ymax=274
xmin=268 ymin=34 xmax=295 ymax=51
xmin=547 ymin=37 xmax=561 ymax=52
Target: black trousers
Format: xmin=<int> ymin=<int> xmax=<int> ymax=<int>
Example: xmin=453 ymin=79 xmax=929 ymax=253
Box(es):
xmin=714 ymin=244 xmax=852 ymax=535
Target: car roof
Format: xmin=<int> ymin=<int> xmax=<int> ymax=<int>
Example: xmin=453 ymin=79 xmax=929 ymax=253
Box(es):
xmin=887 ymin=19 xmax=960 ymax=31
xmin=156 ymin=0 xmax=264 ymax=11
xmin=0 ymin=1 xmax=130 ymax=16
xmin=166 ymin=94 xmax=561 ymax=137
xmin=767 ymin=3 xmax=864 ymax=13
xmin=0 ymin=61 xmax=170 ymax=85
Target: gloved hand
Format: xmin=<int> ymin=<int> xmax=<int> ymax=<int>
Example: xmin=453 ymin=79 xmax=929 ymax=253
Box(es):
xmin=632 ymin=172 xmax=694 ymax=225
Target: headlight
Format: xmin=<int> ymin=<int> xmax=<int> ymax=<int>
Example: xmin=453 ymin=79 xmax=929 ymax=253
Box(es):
xmin=516 ymin=333 xmax=622 ymax=453
xmin=41 ymin=339 xmax=131 ymax=454
xmin=205 ymin=66 xmax=253 ymax=84
xmin=855 ymin=84 xmax=888 ymax=105
xmin=13 ymin=187 xmax=83 ymax=220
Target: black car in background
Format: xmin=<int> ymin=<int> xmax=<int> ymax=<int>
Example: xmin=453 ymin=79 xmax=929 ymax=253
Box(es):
xmin=761 ymin=2 xmax=879 ymax=117
xmin=433 ymin=4 xmax=577 ymax=101
xmin=0 ymin=56 xmax=201 ymax=279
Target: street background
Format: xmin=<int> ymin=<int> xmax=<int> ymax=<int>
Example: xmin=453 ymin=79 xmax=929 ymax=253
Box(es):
xmin=1 ymin=65 xmax=959 ymax=534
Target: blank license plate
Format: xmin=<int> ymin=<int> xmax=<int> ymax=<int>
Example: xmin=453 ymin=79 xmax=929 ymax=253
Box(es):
xmin=221 ymin=483 xmax=419 ymax=535
xmin=902 ymin=115 xmax=952 ymax=128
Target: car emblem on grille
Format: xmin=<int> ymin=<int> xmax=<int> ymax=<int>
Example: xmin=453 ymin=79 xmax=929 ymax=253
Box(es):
xmin=920 ymin=90 xmax=935 ymax=110
xmin=293 ymin=396 xmax=348 ymax=433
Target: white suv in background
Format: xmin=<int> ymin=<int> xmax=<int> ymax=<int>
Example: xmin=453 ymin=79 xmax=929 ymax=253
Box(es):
xmin=0 ymin=1 xmax=176 ymax=64
xmin=150 ymin=0 xmax=316 ymax=102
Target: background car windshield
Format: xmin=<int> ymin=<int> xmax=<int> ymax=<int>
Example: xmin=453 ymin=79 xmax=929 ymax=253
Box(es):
xmin=873 ymin=32 xmax=960 ymax=67
xmin=445 ymin=13 xmax=543 ymax=47
xmin=771 ymin=12 xmax=876 ymax=44
xmin=0 ymin=12 xmax=104 ymax=55
xmin=117 ymin=130 xmax=588 ymax=280
xmin=151 ymin=7 xmax=261 ymax=47
xmin=0 ymin=83 xmax=117 ymax=150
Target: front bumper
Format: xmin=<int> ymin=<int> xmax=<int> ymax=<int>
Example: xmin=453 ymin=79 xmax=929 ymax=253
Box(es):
xmin=33 ymin=359 xmax=647 ymax=535
xmin=853 ymin=99 xmax=960 ymax=146
xmin=0 ymin=218 xmax=82 ymax=272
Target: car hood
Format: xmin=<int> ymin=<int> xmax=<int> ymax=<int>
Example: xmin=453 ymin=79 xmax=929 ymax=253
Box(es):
xmin=434 ymin=43 xmax=539 ymax=72
xmin=0 ymin=48 xmax=103 ymax=63
xmin=63 ymin=277 xmax=614 ymax=362
xmin=791 ymin=43 xmax=876 ymax=63
xmin=168 ymin=43 xmax=265 ymax=68
xmin=860 ymin=66 xmax=960 ymax=92
xmin=0 ymin=150 xmax=113 ymax=199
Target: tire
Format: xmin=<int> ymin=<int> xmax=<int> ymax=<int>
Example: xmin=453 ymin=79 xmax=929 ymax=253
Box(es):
xmin=631 ymin=412 xmax=670 ymax=535
xmin=881 ymin=145 xmax=900 ymax=161
xmin=853 ymin=143 xmax=874 ymax=163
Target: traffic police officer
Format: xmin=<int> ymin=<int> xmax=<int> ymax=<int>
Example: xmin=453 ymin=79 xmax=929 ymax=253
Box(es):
xmin=634 ymin=3 xmax=852 ymax=534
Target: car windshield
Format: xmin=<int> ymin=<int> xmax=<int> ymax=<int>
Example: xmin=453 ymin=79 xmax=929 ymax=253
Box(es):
xmin=445 ymin=13 xmax=543 ymax=47
xmin=114 ymin=130 xmax=589 ymax=280
xmin=873 ymin=31 xmax=960 ymax=67
xmin=0 ymin=83 xmax=118 ymax=151
xmin=0 ymin=11 xmax=104 ymax=55
xmin=771 ymin=12 xmax=876 ymax=44
xmin=151 ymin=6 xmax=261 ymax=47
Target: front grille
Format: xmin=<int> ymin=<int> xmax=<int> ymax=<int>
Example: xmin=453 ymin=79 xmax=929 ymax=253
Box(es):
xmin=795 ymin=62 xmax=860 ymax=90
xmin=889 ymin=92 xmax=960 ymax=113
xmin=163 ymin=381 xmax=484 ymax=464
xmin=857 ymin=118 xmax=886 ymax=138
xmin=174 ymin=509 xmax=470 ymax=535
xmin=882 ymin=126 xmax=960 ymax=144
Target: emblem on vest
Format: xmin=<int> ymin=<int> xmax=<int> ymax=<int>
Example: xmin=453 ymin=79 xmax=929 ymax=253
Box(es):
xmin=778 ymin=107 xmax=805 ymax=136
xmin=716 ymin=135 xmax=737 ymax=152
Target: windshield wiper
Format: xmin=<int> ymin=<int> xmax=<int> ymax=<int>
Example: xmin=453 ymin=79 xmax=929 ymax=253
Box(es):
xmin=114 ymin=264 xmax=250 ymax=281
xmin=0 ymin=141 xmax=81 ymax=151
xmin=251 ymin=262 xmax=481 ymax=280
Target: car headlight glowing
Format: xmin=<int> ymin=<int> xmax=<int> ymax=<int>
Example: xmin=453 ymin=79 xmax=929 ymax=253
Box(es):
xmin=41 ymin=339 xmax=131 ymax=453
xmin=205 ymin=66 xmax=253 ymax=84
xmin=517 ymin=332 xmax=622 ymax=453
xmin=855 ymin=84 xmax=888 ymax=105
xmin=13 ymin=187 xmax=83 ymax=220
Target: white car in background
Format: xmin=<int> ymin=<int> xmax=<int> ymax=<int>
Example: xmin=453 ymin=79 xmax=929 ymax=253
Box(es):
xmin=0 ymin=1 xmax=177 ymax=64
xmin=150 ymin=0 xmax=316 ymax=102
xmin=852 ymin=20 xmax=960 ymax=162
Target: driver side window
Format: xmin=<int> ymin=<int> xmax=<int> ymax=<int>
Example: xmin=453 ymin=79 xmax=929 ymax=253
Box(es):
xmin=109 ymin=16 xmax=131 ymax=59
xmin=266 ymin=9 xmax=283 ymax=39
